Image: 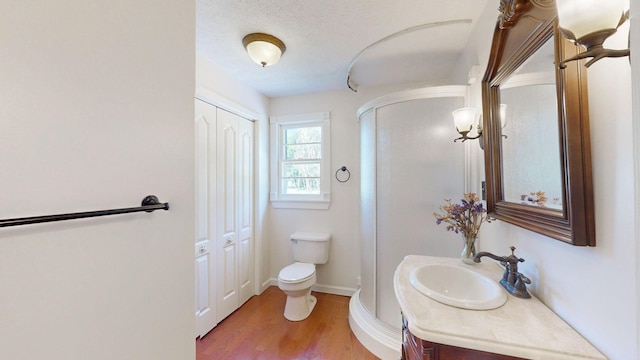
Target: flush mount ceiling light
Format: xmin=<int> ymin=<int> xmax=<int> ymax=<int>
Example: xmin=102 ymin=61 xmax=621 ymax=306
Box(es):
xmin=556 ymin=0 xmax=630 ymax=69
xmin=242 ymin=33 xmax=286 ymax=67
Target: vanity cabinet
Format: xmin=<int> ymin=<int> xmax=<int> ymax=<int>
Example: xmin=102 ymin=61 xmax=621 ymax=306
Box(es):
xmin=401 ymin=315 xmax=524 ymax=360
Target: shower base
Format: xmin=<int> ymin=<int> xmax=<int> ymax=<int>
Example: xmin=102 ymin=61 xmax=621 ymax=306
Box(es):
xmin=348 ymin=289 xmax=401 ymax=360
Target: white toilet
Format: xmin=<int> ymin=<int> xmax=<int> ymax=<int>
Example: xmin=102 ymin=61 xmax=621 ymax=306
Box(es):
xmin=278 ymin=232 xmax=331 ymax=321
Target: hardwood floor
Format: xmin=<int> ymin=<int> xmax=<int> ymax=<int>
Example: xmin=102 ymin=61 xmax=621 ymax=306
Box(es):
xmin=196 ymin=286 xmax=380 ymax=360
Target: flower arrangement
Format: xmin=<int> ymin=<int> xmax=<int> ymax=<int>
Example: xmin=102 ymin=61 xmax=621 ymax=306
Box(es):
xmin=433 ymin=192 xmax=491 ymax=238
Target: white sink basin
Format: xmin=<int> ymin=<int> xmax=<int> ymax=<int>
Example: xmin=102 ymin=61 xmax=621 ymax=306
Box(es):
xmin=409 ymin=264 xmax=507 ymax=310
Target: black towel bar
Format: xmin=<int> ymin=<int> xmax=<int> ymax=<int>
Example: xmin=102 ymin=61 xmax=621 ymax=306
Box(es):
xmin=0 ymin=195 xmax=169 ymax=228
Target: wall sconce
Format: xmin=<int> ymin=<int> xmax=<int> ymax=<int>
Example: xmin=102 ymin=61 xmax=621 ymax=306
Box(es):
xmin=453 ymin=107 xmax=481 ymax=142
xmin=453 ymin=105 xmax=507 ymax=143
xmin=242 ymin=33 xmax=286 ymax=67
xmin=556 ymin=0 xmax=630 ymax=69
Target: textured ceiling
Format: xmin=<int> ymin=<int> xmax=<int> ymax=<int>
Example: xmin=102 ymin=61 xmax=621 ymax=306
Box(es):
xmin=196 ymin=0 xmax=491 ymax=97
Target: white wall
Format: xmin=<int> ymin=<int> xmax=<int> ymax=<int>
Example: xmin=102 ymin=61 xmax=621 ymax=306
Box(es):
xmin=268 ymin=84 xmax=435 ymax=294
xmin=196 ymin=56 xmax=270 ymax=117
xmin=0 ymin=2 xmax=195 ymax=360
xmin=269 ymin=90 xmax=363 ymax=294
xmin=469 ymin=2 xmax=638 ymax=359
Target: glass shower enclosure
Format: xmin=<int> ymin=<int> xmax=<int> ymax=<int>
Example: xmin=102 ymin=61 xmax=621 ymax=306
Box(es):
xmin=349 ymin=86 xmax=469 ymax=360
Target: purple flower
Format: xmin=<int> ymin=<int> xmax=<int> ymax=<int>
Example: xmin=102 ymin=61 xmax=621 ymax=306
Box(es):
xmin=433 ymin=192 xmax=491 ymax=238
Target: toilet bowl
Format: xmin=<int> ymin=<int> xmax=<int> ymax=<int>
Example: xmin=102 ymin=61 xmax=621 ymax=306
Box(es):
xmin=278 ymin=262 xmax=317 ymax=321
xmin=277 ymin=232 xmax=330 ymax=321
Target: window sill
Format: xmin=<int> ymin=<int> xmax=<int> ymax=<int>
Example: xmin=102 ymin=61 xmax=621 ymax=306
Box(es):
xmin=270 ymin=199 xmax=330 ymax=210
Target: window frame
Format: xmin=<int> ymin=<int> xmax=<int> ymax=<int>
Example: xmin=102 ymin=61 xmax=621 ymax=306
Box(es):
xmin=269 ymin=112 xmax=331 ymax=209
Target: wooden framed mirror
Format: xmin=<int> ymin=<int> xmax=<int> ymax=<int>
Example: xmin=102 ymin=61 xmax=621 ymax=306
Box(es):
xmin=482 ymin=0 xmax=595 ymax=246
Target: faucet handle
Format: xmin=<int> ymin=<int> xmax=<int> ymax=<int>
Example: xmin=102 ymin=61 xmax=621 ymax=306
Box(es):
xmin=517 ymin=272 xmax=531 ymax=285
xmin=508 ymin=246 xmax=525 ymax=264
xmin=513 ymin=273 xmax=532 ymax=298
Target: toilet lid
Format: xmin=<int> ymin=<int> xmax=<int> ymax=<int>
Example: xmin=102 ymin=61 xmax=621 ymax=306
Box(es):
xmin=279 ymin=262 xmax=315 ymax=283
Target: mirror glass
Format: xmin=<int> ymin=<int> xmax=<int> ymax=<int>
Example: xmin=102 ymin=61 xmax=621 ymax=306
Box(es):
xmin=482 ymin=0 xmax=595 ymax=246
xmin=500 ymin=39 xmax=563 ymax=210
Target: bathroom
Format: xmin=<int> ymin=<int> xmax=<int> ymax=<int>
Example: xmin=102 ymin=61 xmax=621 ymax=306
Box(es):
xmin=204 ymin=1 xmax=635 ymax=358
xmin=1 ymin=0 xmax=637 ymax=359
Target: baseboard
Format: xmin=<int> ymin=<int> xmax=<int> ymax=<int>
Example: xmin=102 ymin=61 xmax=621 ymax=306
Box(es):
xmin=262 ymin=277 xmax=357 ymax=297
xmin=313 ymin=283 xmax=358 ymax=297
xmin=260 ymin=279 xmax=273 ymax=293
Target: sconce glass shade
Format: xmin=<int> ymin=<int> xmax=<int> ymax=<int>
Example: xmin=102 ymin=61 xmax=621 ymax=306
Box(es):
xmin=555 ymin=0 xmax=629 ymax=68
xmin=500 ymin=104 xmax=507 ymax=128
xmin=556 ymin=0 xmax=626 ymax=40
xmin=242 ymin=33 xmax=286 ymax=67
xmin=452 ymin=107 xmax=479 ymax=133
xmin=452 ymin=107 xmax=484 ymax=144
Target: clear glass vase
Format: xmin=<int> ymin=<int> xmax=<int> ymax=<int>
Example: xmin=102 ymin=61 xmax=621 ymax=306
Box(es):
xmin=461 ymin=235 xmax=478 ymax=264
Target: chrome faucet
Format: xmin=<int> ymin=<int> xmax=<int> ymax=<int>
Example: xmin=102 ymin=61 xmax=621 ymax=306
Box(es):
xmin=474 ymin=246 xmax=531 ymax=299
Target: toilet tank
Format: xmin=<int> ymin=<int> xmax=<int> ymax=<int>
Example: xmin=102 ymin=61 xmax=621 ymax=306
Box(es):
xmin=290 ymin=232 xmax=331 ymax=264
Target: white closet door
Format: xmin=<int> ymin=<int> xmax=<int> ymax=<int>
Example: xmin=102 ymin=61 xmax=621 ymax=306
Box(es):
xmin=216 ymin=108 xmax=239 ymax=321
xmin=194 ymin=99 xmax=217 ymax=338
xmin=215 ymin=108 xmax=255 ymax=322
xmin=237 ymin=118 xmax=254 ymax=306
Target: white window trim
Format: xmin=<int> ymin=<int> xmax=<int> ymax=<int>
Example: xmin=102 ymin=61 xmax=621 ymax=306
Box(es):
xmin=269 ymin=111 xmax=331 ymax=210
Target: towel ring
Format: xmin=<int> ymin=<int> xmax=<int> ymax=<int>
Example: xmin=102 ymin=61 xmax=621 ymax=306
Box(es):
xmin=335 ymin=166 xmax=351 ymax=183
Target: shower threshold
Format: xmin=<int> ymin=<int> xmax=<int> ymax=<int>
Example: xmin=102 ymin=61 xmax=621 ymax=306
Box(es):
xmin=348 ymin=289 xmax=402 ymax=360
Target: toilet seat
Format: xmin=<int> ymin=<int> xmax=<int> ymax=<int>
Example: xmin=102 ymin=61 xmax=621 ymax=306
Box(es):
xmin=278 ymin=262 xmax=315 ymax=283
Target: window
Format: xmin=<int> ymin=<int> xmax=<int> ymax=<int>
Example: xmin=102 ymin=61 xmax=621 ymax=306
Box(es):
xmin=281 ymin=124 xmax=322 ymax=195
xmin=270 ymin=112 xmax=331 ymax=209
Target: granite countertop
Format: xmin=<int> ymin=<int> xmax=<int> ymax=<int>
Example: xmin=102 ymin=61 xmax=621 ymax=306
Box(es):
xmin=394 ymin=255 xmax=606 ymax=360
